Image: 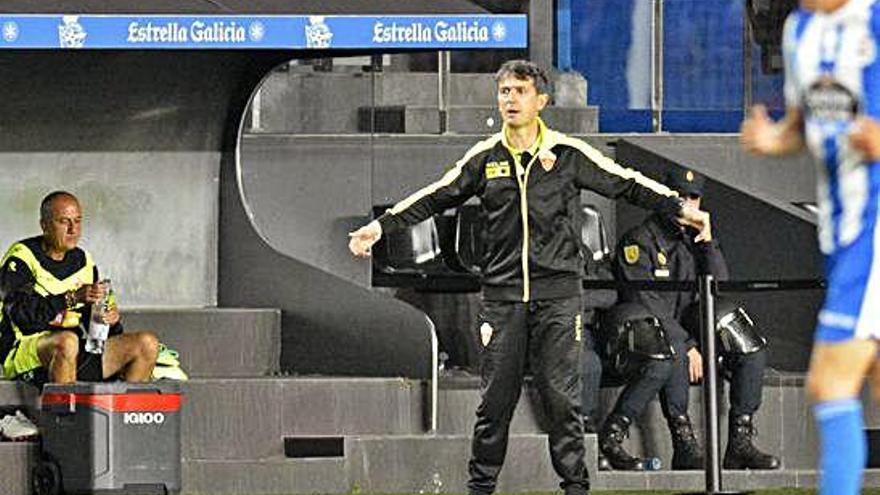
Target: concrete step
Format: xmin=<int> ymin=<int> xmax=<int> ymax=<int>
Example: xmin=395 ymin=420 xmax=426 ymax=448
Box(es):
xmin=0 ymin=372 xmax=817 ymax=470
xmin=177 ymin=374 xmax=817 ymax=471
xmin=445 ymin=105 xmax=598 ymax=134
xmin=262 ymin=71 xmax=588 ymax=109
xmin=0 ymin=382 xmax=39 ymax=409
xmin=183 ymin=456 xmax=348 ymax=495
xmin=0 ymin=442 xmax=37 ymax=495
xmin=365 ymin=105 xmax=599 ymax=134
xmin=380 ymin=72 xmax=588 ymax=108
xmin=181 ymin=434 xmax=597 ymax=495
xmin=180 ymin=378 xmax=425 ymax=461
xmin=3 ymin=436 xmax=880 ymax=494
xmin=0 ymin=373 xmax=875 ymax=494
xmin=443 ymin=373 xmax=812 ymax=469
xmin=348 ymin=433 xmax=598 ymax=494
xmin=254 ymin=70 xmax=592 ymax=134
xmin=122 ymin=308 xmax=281 ymax=378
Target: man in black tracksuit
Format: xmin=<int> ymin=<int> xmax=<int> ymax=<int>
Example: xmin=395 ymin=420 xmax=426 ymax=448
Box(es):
xmin=349 ymin=60 xmax=710 ymax=495
xmin=599 ymin=168 xmax=779 ymax=471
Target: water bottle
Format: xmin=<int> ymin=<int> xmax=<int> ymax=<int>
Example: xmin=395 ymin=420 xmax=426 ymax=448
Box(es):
xmin=85 ymin=279 xmax=111 ymax=354
xmin=643 ymin=456 xmax=662 ymax=471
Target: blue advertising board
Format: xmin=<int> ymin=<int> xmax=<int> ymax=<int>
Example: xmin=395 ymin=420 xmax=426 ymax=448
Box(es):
xmin=0 ymin=14 xmax=527 ymax=50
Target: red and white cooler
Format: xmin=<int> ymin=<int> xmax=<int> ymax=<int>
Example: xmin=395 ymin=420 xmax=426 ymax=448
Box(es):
xmin=35 ymin=382 xmax=182 ymax=495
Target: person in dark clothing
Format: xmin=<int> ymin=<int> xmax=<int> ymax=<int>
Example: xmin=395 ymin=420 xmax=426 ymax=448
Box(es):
xmin=598 ymin=168 xmax=779 ymax=471
xmin=349 ymin=60 xmax=710 ymax=495
xmin=0 ymin=191 xmax=159 ymax=385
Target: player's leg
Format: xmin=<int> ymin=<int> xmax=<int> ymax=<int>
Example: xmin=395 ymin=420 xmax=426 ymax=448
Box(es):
xmin=808 ymin=213 xmax=880 ymax=495
xmin=807 ymin=341 xmax=876 ymax=495
xmin=34 ymin=331 xmax=79 ymax=383
xmin=102 ymin=331 xmax=159 ymax=382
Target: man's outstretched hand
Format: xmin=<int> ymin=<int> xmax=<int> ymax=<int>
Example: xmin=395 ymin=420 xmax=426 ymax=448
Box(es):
xmin=678 ymin=204 xmax=712 ymax=243
xmin=850 ymin=116 xmax=880 ymax=161
xmin=348 ymin=221 xmax=382 ymax=258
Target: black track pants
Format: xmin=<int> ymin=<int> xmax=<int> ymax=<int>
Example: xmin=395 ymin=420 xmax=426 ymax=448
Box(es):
xmin=467 ymin=296 xmax=588 ymax=495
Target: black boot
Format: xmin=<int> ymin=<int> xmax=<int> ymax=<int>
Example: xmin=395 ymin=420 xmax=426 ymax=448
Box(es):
xmin=669 ymin=415 xmax=704 ymax=470
xmin=723 ymin=414 xmax=780 ymax=470
xmin=599 ymin=414 xmax=645 ymax=471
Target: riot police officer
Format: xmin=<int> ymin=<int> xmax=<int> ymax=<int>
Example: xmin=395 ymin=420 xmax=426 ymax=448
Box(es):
xmin=597 ymin=168 xmax=779 ymax=471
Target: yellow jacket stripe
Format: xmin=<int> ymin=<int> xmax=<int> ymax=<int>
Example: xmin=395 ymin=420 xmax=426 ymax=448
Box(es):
xmin=0 ymin=242 xmax=94 ymax=297
xmin=556 ymin=134 xmax=679 ymax=198
xmin=387 ymin=134 xmax=503 ymax=216
xmin=0 ymin=242 xmax=95 ymax=338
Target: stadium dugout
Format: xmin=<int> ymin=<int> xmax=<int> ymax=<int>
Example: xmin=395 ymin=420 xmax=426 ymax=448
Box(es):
xmin=0 ymin=0 xmax=868 ymax=493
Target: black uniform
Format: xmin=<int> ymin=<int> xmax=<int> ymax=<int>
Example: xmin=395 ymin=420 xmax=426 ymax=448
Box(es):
xmin=612 ymin=213 xmax=767 ymax=419
xmin=376 ymin=119 xmax=683 ymax=495
xmin=603 ymin=211 xmax=775 ymax=470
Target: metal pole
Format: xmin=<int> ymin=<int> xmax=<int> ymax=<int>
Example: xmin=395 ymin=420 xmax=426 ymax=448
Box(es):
xmin=250 ymin=87 xmax=262 ymax=131
xmin=437 ymin=51 xmax=450 ymax=134
xmin=651 ymin=0 xmax=664 ymax=132
xmin=556 ymin=0 xmax=573 ymax=71
xmin=742 ymin=2 xmax=754 ymax=117
xmin=426 ymin=315 xmax=439 ymax=434
xmin=700 ymin=274 xmax=722 ymax=493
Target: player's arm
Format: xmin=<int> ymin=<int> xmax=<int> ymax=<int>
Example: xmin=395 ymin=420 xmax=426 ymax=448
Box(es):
xmin=740 ymin=105 xmax=805 ymax=157
xmin=850 ymin=116 xmax=880 ymax=162
xmin=0 ymin=258 xmax=68 ymax=334
xmin=566 ymin=138 xmax=711 ymax=242
xmin=349 ymin=156 xmax=483 ymax=258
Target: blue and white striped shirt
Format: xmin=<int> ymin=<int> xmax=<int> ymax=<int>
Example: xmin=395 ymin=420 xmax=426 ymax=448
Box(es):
xmin=784 ymin=0 xmax=880 ymax=254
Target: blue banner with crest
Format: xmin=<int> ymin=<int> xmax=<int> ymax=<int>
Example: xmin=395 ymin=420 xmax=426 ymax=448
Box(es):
xmin=0 ymin=14 xmax=527 ymax=50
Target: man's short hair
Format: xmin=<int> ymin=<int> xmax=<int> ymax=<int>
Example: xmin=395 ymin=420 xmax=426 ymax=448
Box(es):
xmin=40 ymin=191 xmax=78 ymax=223
xmin=494 ymin=59 xmax=551 ymax=96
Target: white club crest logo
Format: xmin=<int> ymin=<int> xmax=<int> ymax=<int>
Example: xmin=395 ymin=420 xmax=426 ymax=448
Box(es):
xmin=58 ymin=15 xmax=87 ymax=48
xmin=479 ymin=322 xmax=494 ymax=347
xmin=3 ymin=21 xmax=19 ymax=42
xmin=305 ymin=16 xmax=332 ymax=48
xmin=248 ymin=21 xmax=265 ymax=42
xmin=491 ymin=22 xmax=506 ymax=42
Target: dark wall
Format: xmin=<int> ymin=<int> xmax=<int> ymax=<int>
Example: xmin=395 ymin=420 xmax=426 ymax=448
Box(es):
xmin=0 ymin=50 xmax=255 ymax=152
xmin=221 ymin=138 xmax=435 ymax=377
xmin=622 ymin=135 xmax=816 ymax=204
xmin=1 ymin=49 xmax=436 ymax=377
xmin=0 ymin=50 xmax=272 ymax=305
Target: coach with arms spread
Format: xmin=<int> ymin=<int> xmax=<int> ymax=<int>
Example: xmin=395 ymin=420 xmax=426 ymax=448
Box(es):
xmin=349 ymin=60 xmax=710 ymax=495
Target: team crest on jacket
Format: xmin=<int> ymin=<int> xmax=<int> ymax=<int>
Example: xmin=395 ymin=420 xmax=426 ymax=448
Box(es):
xmin=480 ymin=322 xmax=494 ymax=346
xmin=538 ymin=149 xmax=557 ymax=171
xmin=624 ymin=245 xmax=639 ymax=265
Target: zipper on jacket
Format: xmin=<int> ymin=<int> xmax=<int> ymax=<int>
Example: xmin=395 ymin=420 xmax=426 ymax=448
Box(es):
xmin=515 ymin=152 xmax=541 ymax=302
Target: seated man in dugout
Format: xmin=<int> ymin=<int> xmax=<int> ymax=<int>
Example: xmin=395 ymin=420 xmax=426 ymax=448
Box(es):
xmin=0 ymin=191 xmax=159 ymax=386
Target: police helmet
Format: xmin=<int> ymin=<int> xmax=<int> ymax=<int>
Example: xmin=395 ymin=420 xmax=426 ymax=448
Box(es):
xmin=599 ymin=302 xmax=675 ymax=380
xmin=682 ymin=298 xmax=767 ymax=355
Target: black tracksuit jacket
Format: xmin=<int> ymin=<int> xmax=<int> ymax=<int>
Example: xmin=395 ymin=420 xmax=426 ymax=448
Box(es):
xmin=377 ymin=121 xmax=683 ymax=301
